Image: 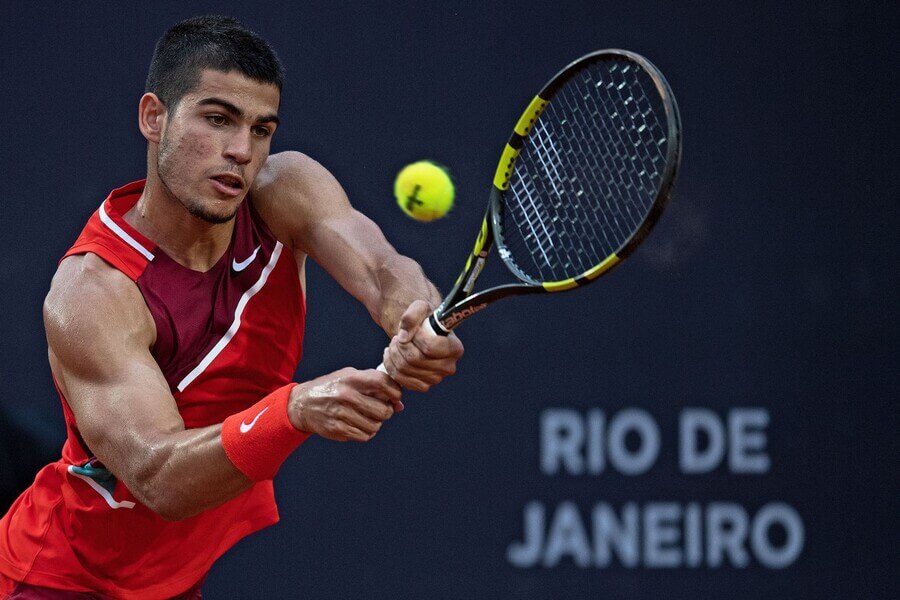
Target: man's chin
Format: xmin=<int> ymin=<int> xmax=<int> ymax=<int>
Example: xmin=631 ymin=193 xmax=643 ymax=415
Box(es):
xmin=184 ymin=200 xmax=240 ymax=224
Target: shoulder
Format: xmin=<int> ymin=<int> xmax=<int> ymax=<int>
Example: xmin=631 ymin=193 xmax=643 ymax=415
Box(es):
xmin=45 ymin=254 xmax=155 ymax=373
xmin=254 ymin=151 xmax=334 ymax=191
xmin=250 ymin=151 xmax=352 ymax=247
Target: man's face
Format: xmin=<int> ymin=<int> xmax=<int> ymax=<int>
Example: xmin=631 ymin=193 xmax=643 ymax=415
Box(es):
xmin=156 ymin=69 xmax=280 ymax=224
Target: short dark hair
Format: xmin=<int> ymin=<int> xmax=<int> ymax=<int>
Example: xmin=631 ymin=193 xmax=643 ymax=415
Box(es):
xmin=145 ymin=15 xmax=284 ymax=110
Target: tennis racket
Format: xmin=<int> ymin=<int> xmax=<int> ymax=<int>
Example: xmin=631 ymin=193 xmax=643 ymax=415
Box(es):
xmin=380 ymin=49 xmax=681 ymax=364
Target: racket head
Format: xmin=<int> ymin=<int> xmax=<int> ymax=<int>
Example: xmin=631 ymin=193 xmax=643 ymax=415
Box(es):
xmin=490 ymin=49 xmax=682 ymax=291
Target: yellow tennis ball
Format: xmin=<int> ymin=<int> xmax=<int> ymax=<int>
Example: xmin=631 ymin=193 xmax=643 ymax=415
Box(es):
xmin=394 ymin=161 xmax=454 ymax=222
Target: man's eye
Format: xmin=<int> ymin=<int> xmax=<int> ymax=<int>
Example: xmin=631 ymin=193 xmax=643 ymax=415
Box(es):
xmin=206 ymin=115 xmax=227 ymax=126
xmin=252 ymin=126 xmax=272 ymax=138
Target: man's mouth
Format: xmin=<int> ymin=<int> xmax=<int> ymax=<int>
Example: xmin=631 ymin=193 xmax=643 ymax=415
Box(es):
xmin=211 ymin=174 xmax=244 ymax=190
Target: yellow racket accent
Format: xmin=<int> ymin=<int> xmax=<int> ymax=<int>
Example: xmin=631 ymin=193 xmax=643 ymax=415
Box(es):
xmin=541 ymin=254 xmax=621 ymax=292
xmin=493 ymin=96 xmax=548 ymax=190
xmin=473 ymin=219 xmax=489 ymax=255
xmin=514 ymin=95 xmax=548 ymax=137
xmin=493 ymin=144 xmax=521 ymax=190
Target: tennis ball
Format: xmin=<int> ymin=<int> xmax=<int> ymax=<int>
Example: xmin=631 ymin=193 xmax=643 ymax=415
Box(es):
xmin=394 ymin=161 xmax=454 ymax=222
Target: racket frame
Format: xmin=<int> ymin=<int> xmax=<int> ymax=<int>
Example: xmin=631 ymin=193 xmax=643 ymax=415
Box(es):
xmin=430 ymin=49 xmax=682 ymax=334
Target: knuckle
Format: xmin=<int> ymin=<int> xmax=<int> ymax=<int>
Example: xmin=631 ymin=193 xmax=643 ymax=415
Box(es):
xmin=404 ymin=350 xmax=425 ymax=366
xmin=418 ymin=338 xmax=435 ymax=356
xmin=389 ymin=345 xmax=402 ymax=362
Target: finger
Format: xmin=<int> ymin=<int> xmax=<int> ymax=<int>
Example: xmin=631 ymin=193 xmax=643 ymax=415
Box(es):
xmin=378 ymin=391 xmax=405 ymax=413
xmin=356 ymin=368 xmax=404 ymax=406
xmin=380 ymin=348 xmax=409 ymax=407
xmin=352 ymin=394 xmax=395 ymax=422
xmin=374 ymin=370 xmax=403 ymax=400
xmin=393 ymin=374 xmax=436 ymax=393
xmin=334 ymin=423 xmax=376 ymax=443
xmin=386 ymin=357 xmax=438 ymax=393
xmin=396 ymin=300 xmax=432 ymax=343
xmin=390 ymin=355 xmax=454 ymax=384
xmin=336 ymin=403 xmax=384 ymax=436
xmin=411 ymin=329 xmax=465 ymax=359
xmin=386 ymin=345 xmax=452 ymax=392
xmin=389 ymin=338 xmax=457 ymax=376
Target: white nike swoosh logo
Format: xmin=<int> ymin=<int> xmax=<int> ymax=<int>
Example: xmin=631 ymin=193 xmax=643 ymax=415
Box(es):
xmin=232 ymin=245 xmax=261 ymax=272
xmin=240 ymin=406 xmax=270 ymax=433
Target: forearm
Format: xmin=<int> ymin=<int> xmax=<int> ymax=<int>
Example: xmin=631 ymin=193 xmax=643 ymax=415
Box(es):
xmin=372 ymin=253 xmax=443 ymax=337
xmin=117 ymin=386 xmax=305 ymax=521
xmin=133 ymin=371 xmax=399 ymax=518
xmin=307 ymin=211 xmax=442 ymax=337
xmin=132 ymin=424 xmax=252 ymax=521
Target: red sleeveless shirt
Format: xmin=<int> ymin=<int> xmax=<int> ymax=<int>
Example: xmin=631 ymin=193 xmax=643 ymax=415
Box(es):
xmin=0 ymin=180 xmax=306 ymax=597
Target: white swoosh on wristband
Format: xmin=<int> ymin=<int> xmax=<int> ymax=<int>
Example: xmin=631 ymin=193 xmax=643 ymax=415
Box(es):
xmin=240 ymin=406 xmax=270 ymax=433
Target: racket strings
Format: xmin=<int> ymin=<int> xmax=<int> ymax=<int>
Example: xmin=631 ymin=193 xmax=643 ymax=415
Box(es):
xmin=500 ymin=59 xmax=671 ymax=283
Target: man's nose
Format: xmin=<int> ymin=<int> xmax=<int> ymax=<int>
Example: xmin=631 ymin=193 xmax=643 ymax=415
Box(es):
xmin=224 ymin=129 xmax=252 ymax=164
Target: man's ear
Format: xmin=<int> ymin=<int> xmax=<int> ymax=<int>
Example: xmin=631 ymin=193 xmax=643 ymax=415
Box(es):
xmin=138 ymin=93 xmax=167 ymax=144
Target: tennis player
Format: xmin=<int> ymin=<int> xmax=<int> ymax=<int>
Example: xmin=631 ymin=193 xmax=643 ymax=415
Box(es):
xmin=0 ymin=15 xmax=463 ymax=598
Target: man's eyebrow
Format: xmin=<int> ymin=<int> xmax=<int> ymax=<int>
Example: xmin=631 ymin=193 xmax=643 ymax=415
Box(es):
xmin=197 ymin=97 xmax=280 ymax=126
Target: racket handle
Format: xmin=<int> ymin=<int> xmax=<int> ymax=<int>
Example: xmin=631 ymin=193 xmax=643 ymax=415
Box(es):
xmin=376 ymin=312 xmax=446 ymax=374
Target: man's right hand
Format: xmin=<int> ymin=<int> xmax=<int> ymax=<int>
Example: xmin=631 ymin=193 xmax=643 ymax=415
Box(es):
xmin=288 ymin=368 xmax=403 ymax=442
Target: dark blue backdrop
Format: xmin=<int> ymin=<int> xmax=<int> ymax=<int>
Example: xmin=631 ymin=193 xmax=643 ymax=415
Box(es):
xmin=0 ymin=2 xmax=896 ymax=598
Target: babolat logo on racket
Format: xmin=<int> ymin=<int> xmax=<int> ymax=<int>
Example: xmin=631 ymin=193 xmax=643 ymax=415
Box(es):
xmin=442 ymin=303 xmax=488 ymax=328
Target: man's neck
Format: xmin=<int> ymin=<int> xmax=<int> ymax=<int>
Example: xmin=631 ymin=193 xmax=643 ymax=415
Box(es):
xmin=124 ymin=177 xmax=236 ymax=272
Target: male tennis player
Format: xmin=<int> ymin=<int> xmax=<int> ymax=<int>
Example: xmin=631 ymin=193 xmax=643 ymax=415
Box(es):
xmin=0 ymin=16 xmax=462 ymax=598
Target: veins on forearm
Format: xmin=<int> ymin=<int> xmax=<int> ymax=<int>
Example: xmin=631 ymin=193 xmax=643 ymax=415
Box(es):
xmin=374 ymin=256 xmax=441 ymax=336
xmin=129 ymin=426 xmax=251 ymax=520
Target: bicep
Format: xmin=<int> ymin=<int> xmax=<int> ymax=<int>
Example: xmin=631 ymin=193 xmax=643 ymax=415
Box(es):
xmin=54 ymin=343 xmax=184 ymax=465
xmin=46 ymin=257 xmax=185 ymax=481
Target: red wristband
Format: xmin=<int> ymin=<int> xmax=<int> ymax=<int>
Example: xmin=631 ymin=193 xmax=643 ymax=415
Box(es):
xmin=221 ymin=383 xmax=311 ymax=481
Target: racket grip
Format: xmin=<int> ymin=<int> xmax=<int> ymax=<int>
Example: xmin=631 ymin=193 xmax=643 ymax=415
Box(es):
xmin=376 ymin=312 xmax=446 ymax=374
